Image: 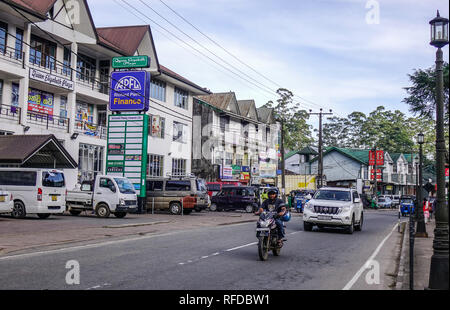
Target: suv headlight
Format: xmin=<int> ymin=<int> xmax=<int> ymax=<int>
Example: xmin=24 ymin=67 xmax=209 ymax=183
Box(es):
xmin=341 ymin=206 xmax=351 ymax=212
xmin=305 ymin=203 xmax=314 ymax=211
xmin=119 ymin=198 xmax=125 ymax=206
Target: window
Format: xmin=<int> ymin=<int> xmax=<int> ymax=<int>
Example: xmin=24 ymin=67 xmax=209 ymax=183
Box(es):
xmin=42 ymin=171 xmax=65 ymax=187
xmin=29 ymin=35 xmax=56 ymax=70
xmin=174 ymin=87 xmax=188 ymax=109
xmin=15 ymin=29 xmax=23 ymax=59
xmin=0 ymin=79 xmax=3 ymax=105
xmin=99 ymin=178 xmax=114 ymax=191
xmin=149 ymin=115 xmax=165 ymax=138
xmin=0 ymin=131 xmax=13 ymax=136
xmin=150 ymin=79 xmax=166 ymax=102
xmin=173 ymin=121 xmax=187 ymax=143
xmin=0 ymin=22 xmax=7 ymax=54
xmin=352 ymin=191 xmax=360 ymax=201
xmin=63 ymin=47 xmax=71 ymax=76
xmin=76 ymin=53 xmax=96 ymax=83
xmin=166 ymin=180 xmax=190 ymax=191
xmin=78 ymin=144 xmax=104 ymax=182
xmin=172 ymin=158 xmax=186 ymax=176
xmin=99 ymin=60 xmax=110 ymax=94
xmin=0 ymin=171 xmax=37 ymax=186
xmin=225 ymin=152 xmax=233 ymax=165
xmin=11 ymin=83 xmax=19 ymax=108
xmin=147 ymin=154 xmax=164 ymax=177
xmin=60 ymin=96 xmax=68 ymax=119
xmin=147 ymin=180 xmax=163 ymax=191
xmin=220 ymin=116 xmax=229 ymax=132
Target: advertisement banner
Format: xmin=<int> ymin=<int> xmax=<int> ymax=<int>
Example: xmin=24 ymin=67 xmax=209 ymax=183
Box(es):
xmin=369 ymin=150 xmax=384 ymax=166
xmin=109 ymin=71 xmax=150 ymax=112
xmin=221 ymin=165 xmax=233 ymax=180
xmin=260 ymin=163 xmax=277 ymax=178
xmin=151 ymin=115 xmax=161 ymax=137
xmin=28 ymin=89 xmax=54 ymax=116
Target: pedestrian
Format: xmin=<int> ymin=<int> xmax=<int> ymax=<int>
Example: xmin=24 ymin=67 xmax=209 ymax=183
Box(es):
xmin=423 ymin=198 xmax=430 ymax=224
xmin=430 ymin=197 xmax=436 ymax=219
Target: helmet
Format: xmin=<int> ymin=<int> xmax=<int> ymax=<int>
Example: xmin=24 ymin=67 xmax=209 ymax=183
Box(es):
xmin=281 ymin=211 xmax=291 ymax=222
xmin=268 ymin=189 xmax=278 ymax=196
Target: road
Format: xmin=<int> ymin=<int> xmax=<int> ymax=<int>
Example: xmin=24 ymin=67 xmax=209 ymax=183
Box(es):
xmin=0 ymin=210 xmax=402 ymax=290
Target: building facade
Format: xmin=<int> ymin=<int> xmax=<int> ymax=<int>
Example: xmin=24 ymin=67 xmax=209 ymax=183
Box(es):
xmin=0 ymin=0 xmax=208 ymax=189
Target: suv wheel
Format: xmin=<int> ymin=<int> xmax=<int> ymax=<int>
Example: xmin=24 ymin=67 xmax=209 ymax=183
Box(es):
xmin=347 ymin=215 xmax=355 ymax=234
xmin=245 ymin=205 xmax=254 ymax=213
xmin=11 ymin=201 xmax=26 ymax=219
xmin=209 ymin=203 xmax=217 ymax=212
xmin=169 ymin=202 xmax=182 ymax=215
xmin=355 ymin=213 xmax=363 ymax=231
xmin=304 ymin=221 xmax=313 ymax=231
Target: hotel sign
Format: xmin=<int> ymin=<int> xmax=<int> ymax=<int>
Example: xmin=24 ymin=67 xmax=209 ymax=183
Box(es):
xmin=29 ymin=68 xmax=74 ymax=90
xmin=112 ymin=56 xmax=150 ymax=69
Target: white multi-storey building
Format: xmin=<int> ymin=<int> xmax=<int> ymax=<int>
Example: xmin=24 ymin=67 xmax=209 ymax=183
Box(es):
xmin=0 ymin=0 xmax=208 ymax=188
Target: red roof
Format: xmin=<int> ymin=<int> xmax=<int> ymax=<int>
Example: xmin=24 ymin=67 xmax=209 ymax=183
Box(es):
xmin=5 ymin=0 xmax=56 ymax=17
xmin=97 ymin=25 xmax=149 ymax=56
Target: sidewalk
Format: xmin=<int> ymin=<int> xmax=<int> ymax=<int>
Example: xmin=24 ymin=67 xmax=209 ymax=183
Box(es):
xmin=397 ymin=217 xmax=435 ymax=290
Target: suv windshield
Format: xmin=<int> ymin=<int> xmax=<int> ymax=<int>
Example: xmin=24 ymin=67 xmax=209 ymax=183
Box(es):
xmin=314 ymin=190 xmax=351 ymax=201
xmin=42 ymin=171 xmax=65 ymax=187
xmin=114 ymin=178 xmax=136 ymax=194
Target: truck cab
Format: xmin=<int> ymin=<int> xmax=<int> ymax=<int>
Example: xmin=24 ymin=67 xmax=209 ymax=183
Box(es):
xmin=66 ymin=175 xmax=137 ymax=218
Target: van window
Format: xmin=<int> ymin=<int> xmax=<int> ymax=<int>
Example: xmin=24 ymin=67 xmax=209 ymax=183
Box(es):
xmin=165 ymin=180 xmax=191 ymax=191
xmin=42 ymin=171 xmax=65 ymax=187
xmin=352 ymin=191 xmax=359 ymax=200
xmin=147 ymin=180 xmax=163 ymax=191
xmin=0 ymin=171 xmax=37 ymax=186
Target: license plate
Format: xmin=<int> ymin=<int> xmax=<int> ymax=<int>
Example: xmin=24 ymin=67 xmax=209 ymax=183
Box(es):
xmin=51 ymin=195 xmax=57 ymax=201
xmin=318 ymin=215 xmax=332 ymax=220
xmin=256 ymin=228 xmax=270 ymax=231
xmin=0 ymin=196 xmax=5 ymax=202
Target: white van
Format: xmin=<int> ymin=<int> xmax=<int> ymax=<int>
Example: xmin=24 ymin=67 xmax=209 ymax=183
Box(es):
xmin=0 ymin=190 xmax=13 ymax=214
xmin=0 ymin=168 xmax=66 ymax=219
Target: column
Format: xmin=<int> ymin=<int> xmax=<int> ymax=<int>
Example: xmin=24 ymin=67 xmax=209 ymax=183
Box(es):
xmin=18 ymin=22 xmax=31 ymax=126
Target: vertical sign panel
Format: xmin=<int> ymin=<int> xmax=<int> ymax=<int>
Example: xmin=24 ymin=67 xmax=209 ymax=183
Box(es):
xmin=106 ymin=114 xmax=148 ymax=198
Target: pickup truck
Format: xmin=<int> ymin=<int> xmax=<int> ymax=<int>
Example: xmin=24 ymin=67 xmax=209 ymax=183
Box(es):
xmin=66 ymin=175 xmax=138 ymax=218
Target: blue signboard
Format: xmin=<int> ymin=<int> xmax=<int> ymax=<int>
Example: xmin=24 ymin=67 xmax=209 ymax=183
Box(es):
xmin=241 ymin=166 xmax=250 ymax=173
xmin=109 ymin=71 xmax=150 ymax=111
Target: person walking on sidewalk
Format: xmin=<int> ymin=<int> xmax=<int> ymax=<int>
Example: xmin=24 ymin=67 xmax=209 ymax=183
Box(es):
xmin=423 ymin=198 xmax=430 ymax=224
xmin=430 ymin=197 xmax=436 ymax=219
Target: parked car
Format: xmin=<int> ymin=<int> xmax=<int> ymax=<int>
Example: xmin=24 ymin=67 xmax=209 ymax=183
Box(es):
xmin=210 ymin=186 xmax=259 ymax=213
xmin=206 ymin=181 xmax=240 ymax=198
xmin=303 ymin=187 xmax=364 ymax=234
xmin=377 ymin=197 xmax=393 ymax=209
xmin=0 ymin=168 xmax=66 ymax=219
xmin=0 ymin=189 xmax=13 ymax=214
xmin=392 ymin=195 xmax=401 ymax=206
xmin=66 ymin=175 xmax=137 ymax=218
xmin=146 ymin=175 xmax=210 ymax=215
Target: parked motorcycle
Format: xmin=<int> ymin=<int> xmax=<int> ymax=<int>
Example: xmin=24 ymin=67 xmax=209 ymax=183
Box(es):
xmin=256 ymin=211 xmax=283 ymax=261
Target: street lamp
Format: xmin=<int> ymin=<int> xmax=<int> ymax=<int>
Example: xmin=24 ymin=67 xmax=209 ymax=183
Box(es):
xmin=416 ymin=132 xmax=427 ymax=237
xmin=428 ymin=10 xmax=449 ymax=290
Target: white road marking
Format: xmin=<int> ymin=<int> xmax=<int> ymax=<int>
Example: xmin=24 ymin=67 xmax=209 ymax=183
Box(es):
xmin=225 ymin=242 xmax=258 ymax=252
xmin=342 ymin=223 xmax=399 ymax=290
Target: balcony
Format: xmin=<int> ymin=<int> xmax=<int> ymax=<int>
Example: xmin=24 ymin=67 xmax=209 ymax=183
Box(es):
xmin=76 ymin=74 xmax=109 ymax=95
xmin=74 ymin=121 xmax=107 ymax=140
xmin=29 ymin=53 xmax=73 ymax=81
xmin=27 ymin=111 xmax=69 ymax=132
xmin=0 ymin=104 xmax=21 ymax=124
xmin=0 ymin=45 xmax=25 ymax=69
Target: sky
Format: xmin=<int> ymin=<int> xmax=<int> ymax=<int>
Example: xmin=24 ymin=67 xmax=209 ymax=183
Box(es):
xmin=87 ymin=0 xmax=450 ymax=129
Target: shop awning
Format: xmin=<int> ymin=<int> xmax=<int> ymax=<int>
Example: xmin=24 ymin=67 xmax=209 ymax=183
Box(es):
xmin=0 ymin=134 xmax=77 ymax=169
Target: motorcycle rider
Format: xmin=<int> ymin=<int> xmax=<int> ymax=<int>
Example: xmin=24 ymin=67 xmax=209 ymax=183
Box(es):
xmin=256 ymin=189 xmax=287 ymax=243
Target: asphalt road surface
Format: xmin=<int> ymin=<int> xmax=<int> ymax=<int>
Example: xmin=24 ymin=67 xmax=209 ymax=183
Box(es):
xmin=0 ymin=210 xmax=401 ymax=290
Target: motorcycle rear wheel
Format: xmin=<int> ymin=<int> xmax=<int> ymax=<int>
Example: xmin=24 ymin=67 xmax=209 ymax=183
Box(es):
xmin=258 ymin=236 xmax=269 ymax=261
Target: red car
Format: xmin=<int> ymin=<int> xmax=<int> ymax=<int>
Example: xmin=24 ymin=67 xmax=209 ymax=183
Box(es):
xmin=206 ymin=181 xmax=241 ymax=198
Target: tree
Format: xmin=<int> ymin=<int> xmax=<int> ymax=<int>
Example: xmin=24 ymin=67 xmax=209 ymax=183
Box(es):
xmin=263 ymin=88 xmax=314 ymax=151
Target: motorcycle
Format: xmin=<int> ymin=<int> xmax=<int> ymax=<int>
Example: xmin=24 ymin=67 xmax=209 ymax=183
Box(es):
xmin=256 ymin=211 xmax=283 ymax=261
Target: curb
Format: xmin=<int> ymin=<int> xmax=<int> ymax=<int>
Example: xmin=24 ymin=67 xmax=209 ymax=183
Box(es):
xmin=395 ymin=221 xmax=408 ymax=290
xmin=102 ymin=220 xmax=172 ymax=229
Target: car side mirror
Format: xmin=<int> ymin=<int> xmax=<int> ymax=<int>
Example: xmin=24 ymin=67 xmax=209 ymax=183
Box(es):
xmin=354 ymin=198 xmax=361 ymax=203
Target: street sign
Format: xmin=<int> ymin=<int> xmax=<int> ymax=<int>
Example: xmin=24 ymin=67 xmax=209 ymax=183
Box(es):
xmin=109 ymin=71 xmax=150 ymax=112
xmin=369 ymin=150 xmax=384 ymax=166
xmin=112 ymin=56 xmax=150 ymax=69
xmin=106 ymin=114 xmax=149 ymax=198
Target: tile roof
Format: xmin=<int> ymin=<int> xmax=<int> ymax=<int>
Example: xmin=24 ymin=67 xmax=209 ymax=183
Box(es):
xmin=256 ymin=107 xmax=273 ymax=124
xmin=159 ymin=65 xmax=210 ymax=94
xmin=97 ymin=25 xmax=149 ymax=56
xmin=5 ymin=0 xmax=56 ymax=17
xmin=197 ymin=92 xmax=238 ymax=111
xmin=237 ymin=100 xmax=253 ymax=118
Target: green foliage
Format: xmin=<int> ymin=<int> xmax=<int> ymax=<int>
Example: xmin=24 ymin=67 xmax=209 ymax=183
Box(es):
xmin=263 ymin=88 xmax=314 ymax=151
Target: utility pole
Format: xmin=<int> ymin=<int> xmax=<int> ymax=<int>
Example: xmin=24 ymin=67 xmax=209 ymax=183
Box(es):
xmin=309 ymin=109 xmax=333 ymax=188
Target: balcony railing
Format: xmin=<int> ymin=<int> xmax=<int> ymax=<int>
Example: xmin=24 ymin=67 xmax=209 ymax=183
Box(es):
xmin=29 ymin=52 xmax=73 ymax=80
xmin=0 ymin=104 xmax=21 ymax=123
xmin=74 ymin=121 xmax=107 ymax=139
xmin=27 ymin=111 xmax=70 ymax=132
xmin=0 ymin=45 xmax=25 ymax=68
xmin=76 ymin=75 xmax=109 ymax=95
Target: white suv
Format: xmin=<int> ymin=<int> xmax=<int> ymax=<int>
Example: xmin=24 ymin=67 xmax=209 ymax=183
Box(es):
xmin=303 ymin=187 xmax=363 ymax=234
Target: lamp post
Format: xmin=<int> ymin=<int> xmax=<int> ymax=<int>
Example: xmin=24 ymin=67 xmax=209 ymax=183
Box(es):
xmin=416 ymin=132 xmax=428 ymax=237
xmin=428 ymin=10 xmax=449 ymax=290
